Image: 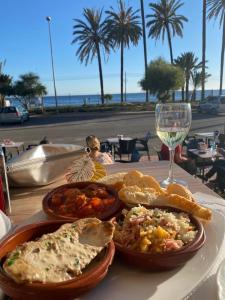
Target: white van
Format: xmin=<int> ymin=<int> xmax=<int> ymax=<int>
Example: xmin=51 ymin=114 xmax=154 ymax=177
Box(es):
xmin=198 ymin=95 xmax=225 ymax=115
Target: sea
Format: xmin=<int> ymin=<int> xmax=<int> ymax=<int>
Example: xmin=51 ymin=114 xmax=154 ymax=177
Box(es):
xmin=10 ymin=89 xmax=223 ymax=108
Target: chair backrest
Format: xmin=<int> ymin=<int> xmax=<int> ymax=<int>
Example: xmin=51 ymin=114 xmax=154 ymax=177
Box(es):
xmin=119 ymin=139 xmax=136 ymax=155
xmin=100 ymin=141 xmax=112 ymax=153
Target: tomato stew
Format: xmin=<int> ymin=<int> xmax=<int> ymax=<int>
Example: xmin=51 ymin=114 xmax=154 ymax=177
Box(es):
xmin=43 ymin=182 xmax=122 ymax=220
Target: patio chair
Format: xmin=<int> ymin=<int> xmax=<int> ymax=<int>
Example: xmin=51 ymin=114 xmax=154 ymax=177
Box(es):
xmin=100 ymin=141 xmax=112 ymax=154
xmin=135 ymin=131 xmax=151 ymax=160
xmin=114 ymin=138 xmax=137 ymax=161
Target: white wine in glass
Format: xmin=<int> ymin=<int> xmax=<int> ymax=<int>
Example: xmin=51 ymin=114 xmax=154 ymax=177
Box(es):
xmin=155 ymin=103 xmax=192 ymax=187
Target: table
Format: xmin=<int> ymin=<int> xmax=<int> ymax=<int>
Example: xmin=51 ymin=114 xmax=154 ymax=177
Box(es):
xmin=188 ymin=148 xmax=218 ymax=159
xmin=194 ymin=132 xmax=215 ymax=146
xmin=106 ymin=137 xmax=132 ymax=159
xmin=0 ymin=142 xmax=25 ymax=156
xmin=106 ymin=137 xmax=132 ymax=144
xmin=3 ymin=161 xmax=225 ymax=300
xmin=194 ymin=132 xmax=215 ymax=139
xmin=9 ymin=161 xmax=217 ymax=224
xmin=188 ymin=148 xmax=222 ymax=179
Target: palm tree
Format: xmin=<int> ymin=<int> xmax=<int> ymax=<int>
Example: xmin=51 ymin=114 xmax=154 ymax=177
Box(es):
xmin=105 ymin=1 xmax=142 ymax=103
xmin=140 ymin=0 xmax=149 ymax=102
xmin=175 ymin=52 xmax=202 ymax=101
xmin=174 ymin=55 xmax=186 ymax=101
xmin=207 ymin=0 xmax=225 ymax=95
xmin=72 ymin=8 xmax=111 ymax=105
xmin=202 ymin=0 xmax=207 ymax=101
xmin=146 ymin=0 xmax=188 ymax=64
xmin=0 ymin=74 xmax=12 ymax=108
xmin=14 ymin=72 xmax=47 ymax=109
xmin=191 ymin=71 xmax=211 ymax=101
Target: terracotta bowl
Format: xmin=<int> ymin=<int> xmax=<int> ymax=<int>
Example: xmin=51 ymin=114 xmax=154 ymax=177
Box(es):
xmin=114 ymin=206 xmax=205 ymax=271
xmin=42 ymin=181 xmax=123 ymax=221
xmin=0 ymin=220 xmax=115 ymax=300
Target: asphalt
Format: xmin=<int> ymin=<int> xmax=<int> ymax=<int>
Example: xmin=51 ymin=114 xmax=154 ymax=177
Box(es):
xmin=0 ymin=111 xmax=225 ymax=154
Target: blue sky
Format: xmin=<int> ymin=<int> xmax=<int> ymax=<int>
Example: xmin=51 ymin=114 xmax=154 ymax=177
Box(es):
xmin=0 ymin=0 xmax=223 ymax=96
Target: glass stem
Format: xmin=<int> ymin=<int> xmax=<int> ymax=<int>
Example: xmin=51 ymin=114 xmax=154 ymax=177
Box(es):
xmin=168 ymin=149 xmax=174 ymax=183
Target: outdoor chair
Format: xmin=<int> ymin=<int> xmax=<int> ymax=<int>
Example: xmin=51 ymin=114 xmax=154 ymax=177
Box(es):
xmin=135 ymin=131 xmax=151 ymax=160
xmin=100 ymin=141 xmax=112 ymax=154
xmin=114 ymin=138 xmax=137 ymax=161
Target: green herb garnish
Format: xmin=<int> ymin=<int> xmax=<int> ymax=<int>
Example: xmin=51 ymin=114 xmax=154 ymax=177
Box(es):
xmin=45 ymin=241 xmax=52 ymax=251
xmin=74 ymin=258 xmax=79 ymax=266
xmin=7 ymin=251 xmax=20 ymax=266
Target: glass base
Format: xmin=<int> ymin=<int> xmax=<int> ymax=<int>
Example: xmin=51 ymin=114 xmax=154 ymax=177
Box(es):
xmin=160 ymin=177 xmax=188 ymax=188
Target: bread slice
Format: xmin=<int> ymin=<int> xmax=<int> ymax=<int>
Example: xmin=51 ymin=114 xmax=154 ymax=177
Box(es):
xmin=4 ymin=218 xmax=114 ymax=284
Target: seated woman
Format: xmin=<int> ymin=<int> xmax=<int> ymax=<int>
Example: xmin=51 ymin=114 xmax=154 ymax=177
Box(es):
xmin=160 ymin=144 xmax=196 ymax=175
xmin=201 ymin=148 xmax=225 ymax=191
xmin=86 ymin=135 xmax=113 ymax=165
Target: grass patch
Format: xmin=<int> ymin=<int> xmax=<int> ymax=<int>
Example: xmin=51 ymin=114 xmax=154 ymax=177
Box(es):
xmin=28 ymin=101 xmax=199 ymax=115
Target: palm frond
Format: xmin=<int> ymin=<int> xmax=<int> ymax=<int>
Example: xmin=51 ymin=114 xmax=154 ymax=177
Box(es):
xmin=207 ymin=0 xmax=225 ymax=26
xmin=105 ymin=0 xmax=142 ymax=49
xmin=72 ymin=7 xmax=112 ymax=65
xmin=146 ymin=0 xmax=188 ymax=41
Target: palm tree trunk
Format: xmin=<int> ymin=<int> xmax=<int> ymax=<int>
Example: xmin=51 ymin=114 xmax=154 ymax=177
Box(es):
xmin=166 ymin=25 xmax=174 ymax=64
xmin=96 ymin=43 xmax=104 ymax=105
xmin=140 ymin=0 xmax=149 ymax=102
xmin=201 ymin=0 xmax=206 ymax=101
xmin=182 ymin=86 xmax=185 ymax=101
xmin=220 ymin=16 xmax=225 ymax=95
xmin=191 ymin=88 xmax=196 ymax=101
xmin=186 ymin=75 xmax=189 ymax=102
xmin=120 ymin=41 xmax=124 ymax=103
xmin=166 ymin=25 xmax=175 ymax=101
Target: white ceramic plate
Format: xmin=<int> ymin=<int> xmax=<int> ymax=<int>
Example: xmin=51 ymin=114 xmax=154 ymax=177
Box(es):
xmin=0 ymin=211 xmax=11 ymax=240
xmin=78 ymin=205 xmax=225 ymax=300
xmin=217 ymin=259 xmax=225 ymax=300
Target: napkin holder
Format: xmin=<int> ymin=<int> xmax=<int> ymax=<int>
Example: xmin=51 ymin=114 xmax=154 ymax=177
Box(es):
xmin=7 ymin=144 xmax=86 ymax=187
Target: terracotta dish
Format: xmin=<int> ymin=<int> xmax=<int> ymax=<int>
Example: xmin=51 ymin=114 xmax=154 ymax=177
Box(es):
xmin=114 ymin=206 xmax=205 ymax=271
xmin=42 ymin=182 xmax=123 ymax=221
xmin=0 ymin=220 xmax=115 ymax=300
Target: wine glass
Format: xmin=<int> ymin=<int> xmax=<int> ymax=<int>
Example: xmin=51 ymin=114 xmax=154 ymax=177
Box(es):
xmin=155 ymin=103 xmax=192 ymax=187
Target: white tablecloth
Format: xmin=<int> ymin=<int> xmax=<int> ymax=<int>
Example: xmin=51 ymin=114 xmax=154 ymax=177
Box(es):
xmin=188 ymin=192 xmax=225 ymax=300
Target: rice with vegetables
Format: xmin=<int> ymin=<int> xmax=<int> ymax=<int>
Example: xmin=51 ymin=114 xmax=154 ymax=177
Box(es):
xmin=114 ymin=206 xmax=197 ymax=253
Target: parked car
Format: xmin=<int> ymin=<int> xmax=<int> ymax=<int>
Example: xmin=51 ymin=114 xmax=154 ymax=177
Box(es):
xmin=0 ymin=106 xmax=30 ymax=124
xmin=198 ymin=95 xmax=225 ymax=115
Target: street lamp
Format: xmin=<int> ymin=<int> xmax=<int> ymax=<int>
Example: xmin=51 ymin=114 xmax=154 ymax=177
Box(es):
xmin=46 ymin=16 xmax=58 ymax=113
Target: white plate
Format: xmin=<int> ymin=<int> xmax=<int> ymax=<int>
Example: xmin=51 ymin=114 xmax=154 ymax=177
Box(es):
xmin=78 ymin=207 xmax=225 ymax=300
xmin=217 ymin=259 xmax=225 ymax=300
xmin=0 ymin=211 xmax=11 ymax=240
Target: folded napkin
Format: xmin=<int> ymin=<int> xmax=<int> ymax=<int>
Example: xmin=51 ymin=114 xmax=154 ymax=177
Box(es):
xmin=0 ymin=211 xmax=11 ymax=240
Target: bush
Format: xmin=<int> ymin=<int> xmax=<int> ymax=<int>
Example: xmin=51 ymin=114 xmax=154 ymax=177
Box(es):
xmin=139 ymin=58 xmax=184 ymax=102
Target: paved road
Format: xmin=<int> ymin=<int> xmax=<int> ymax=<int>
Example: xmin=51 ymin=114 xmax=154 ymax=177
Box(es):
xmin=0 ymin=111 xmax=224 ymax=153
